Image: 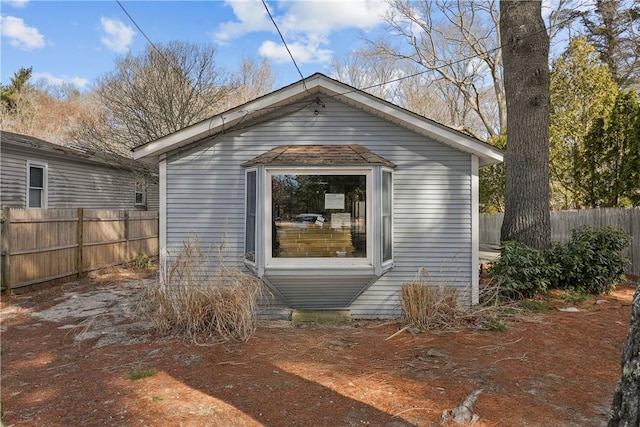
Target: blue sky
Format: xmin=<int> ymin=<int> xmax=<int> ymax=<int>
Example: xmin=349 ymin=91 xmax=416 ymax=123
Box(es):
xmin=1 ymin=0 xmax=390 ymax=91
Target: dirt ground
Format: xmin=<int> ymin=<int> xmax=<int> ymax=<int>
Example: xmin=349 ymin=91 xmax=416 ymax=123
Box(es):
xmin=1 ymin=267 xmax=637 ymax=427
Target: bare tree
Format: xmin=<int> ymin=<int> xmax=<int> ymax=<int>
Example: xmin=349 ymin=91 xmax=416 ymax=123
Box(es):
xmin=372 ymin=0 xmax=505 ymax=140
xmin=0 ymin=73 xmax=95 ymax=145
xmin=499 ymin=0 xmax=551 ymax=249
xmin=71 ymin=41 xmax=236 ymax=157
xmin=225 ymin=56 xmax=275 ymax=109
xmin=330 ymin=45 xmax=408 ymax=102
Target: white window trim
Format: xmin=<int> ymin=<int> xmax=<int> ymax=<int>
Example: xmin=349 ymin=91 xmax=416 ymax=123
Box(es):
xmin=264 ymin=167 xmax=374 ymax=269
xmin=26 ymin=161 xmax=48 ymax=209
xmin=244 ymin=168 xmax=258 ymax=268
xmin=134 ymin=181 xmax=147 ymax=207
xmin=381 ymin=167 xmax=394 ymax=271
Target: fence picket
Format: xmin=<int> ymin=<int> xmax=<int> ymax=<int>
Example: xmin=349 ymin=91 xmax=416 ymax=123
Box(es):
xmin=480 ymin=208 xmax=640 ymax=275
xmin=0 ymin=208 xmax=158 ymax=292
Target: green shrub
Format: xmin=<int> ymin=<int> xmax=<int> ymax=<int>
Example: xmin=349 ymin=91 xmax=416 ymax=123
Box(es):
xmin=488 ymin=242 xmax=559 ymax=300
xmin=547 ymin=225 xmax=631 ymax=294
xmin=490 ymin=226 xmax=631 ymax=300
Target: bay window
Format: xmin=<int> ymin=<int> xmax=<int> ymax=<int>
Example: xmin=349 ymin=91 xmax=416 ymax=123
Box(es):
xmin=243 ymin=145 xmax=394 ymax=275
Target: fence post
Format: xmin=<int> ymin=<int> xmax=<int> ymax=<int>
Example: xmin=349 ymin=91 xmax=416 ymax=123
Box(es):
xmin=76 ymin=208 xmax=84 ymax=279
xmin=124 ymin=210 xmax=130 ymax=264
xmin=1 ymin=207 xmax=11 ymax=294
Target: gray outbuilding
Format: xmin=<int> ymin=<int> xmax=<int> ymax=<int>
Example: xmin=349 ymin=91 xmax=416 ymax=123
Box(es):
xmin=133 ymin=73 xmax=503 ymax=318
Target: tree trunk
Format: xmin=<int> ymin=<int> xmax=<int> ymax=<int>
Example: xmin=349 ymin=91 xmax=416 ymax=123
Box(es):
xmin=499 ymin=0 xmax=551 ymax=250
xmin=608 ymin=284 xmax=640 ymax=427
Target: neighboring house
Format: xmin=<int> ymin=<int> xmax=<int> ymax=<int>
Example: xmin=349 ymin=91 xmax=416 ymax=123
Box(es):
xmin=133 ymin=73 xmax=503 ymax=318
xmin=1 ymin=131 xmax=158 ymax=210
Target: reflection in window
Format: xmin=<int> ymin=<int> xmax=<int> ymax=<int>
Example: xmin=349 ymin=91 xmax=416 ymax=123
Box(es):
xmin=271 ymin=174 xmax=366 ymax=258
xmin=245 ymin=171 xmax=257 ymax=262
xmin=135 ymin=181 xmax=147 ymax=206
xmin=382 ymin=170 xmax=393 ymax=262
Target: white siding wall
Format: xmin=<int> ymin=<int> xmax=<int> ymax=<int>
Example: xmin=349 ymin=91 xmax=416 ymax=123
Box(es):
xmin=165 ymin=97 xmax=472 ymax=318
xmin=1 ymin=144 xmax=155 ymax=210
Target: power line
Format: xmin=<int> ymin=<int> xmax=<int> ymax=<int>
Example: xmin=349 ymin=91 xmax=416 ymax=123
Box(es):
xmin=115 ymin=0 xmax=161 ymax=55
xmin=115 ymin=0 xmax=204 ymax=95
xmin=261 ymin=0 xmax=308 ymax=92
xmin=340 ymin=12 xmax=581 ymax=96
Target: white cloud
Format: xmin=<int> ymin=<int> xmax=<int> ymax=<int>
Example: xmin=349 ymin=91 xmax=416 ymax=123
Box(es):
xmin=99 ymin=17 xmax=135 ymax=53
xmin=33 ymin=72 xmax=89 ymax=89
xmin=8 ymin=0 xmax=29 ymax=8
xmin=0 ymin=15 xmax=45 ymax=50
xmin=214 ymin=0 xmax=389 ymax=64
xmin=280 ymin=0 xmax=387 ymax=36
xmin=259 ymin=40 xmax=332 ymax=64
xmin=213 ymin=0 xmax=272 ymax=44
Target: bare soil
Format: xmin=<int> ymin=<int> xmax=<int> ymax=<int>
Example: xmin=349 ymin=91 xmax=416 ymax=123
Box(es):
xmin=1 ymin=267 xmax=636 ymax=427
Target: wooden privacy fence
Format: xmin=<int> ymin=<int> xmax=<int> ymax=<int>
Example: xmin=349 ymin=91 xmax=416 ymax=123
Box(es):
xmin=480 ymin=208 xmax=640 ymax=275
xmin=1 ymin=208 xmax=159 ymax=293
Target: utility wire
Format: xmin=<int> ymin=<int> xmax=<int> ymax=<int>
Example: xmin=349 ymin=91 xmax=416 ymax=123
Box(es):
xmin=116 ymin=0 xmax=161 ymax=55
xmin=115 ymin=0 xmax=201 ymax=94
xmin=345 ymin=13 xmax=578 ymax=96
xmin=115 ymin=0 xmax=579 ymax=132
xmin=261 ymin=0 xmax=308 ymax=92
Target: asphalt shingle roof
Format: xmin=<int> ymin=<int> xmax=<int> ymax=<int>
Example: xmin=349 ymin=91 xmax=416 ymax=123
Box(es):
xmin=241 ymin=144 xmax=396 ymax=168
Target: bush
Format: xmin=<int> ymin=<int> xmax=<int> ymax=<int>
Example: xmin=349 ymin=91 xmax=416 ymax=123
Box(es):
xmin=401 ymin=268 xmax=460 ymax=330
xmin=138 ymin=238 xmax=270 ymax=342
xmin=547 ymin=225 xmax=631 ymax=294
xmin=488 ymin=241 xmax=559 ymax=300
xmin=489 ymin=226 xmax=631 ymax=299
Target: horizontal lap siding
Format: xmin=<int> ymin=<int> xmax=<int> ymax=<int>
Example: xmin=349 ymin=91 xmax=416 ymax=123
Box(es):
xmin=1 ymin=145 xmax=141 ymax=209
xmin=165 ymin=96 xmax=472 ymax=317
xmin=1 ymin=148 xmax=27 ymax=206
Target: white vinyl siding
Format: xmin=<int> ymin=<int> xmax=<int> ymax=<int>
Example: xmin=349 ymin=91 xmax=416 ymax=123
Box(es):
xmin=164 ymin=96 xmax=473 ymax=317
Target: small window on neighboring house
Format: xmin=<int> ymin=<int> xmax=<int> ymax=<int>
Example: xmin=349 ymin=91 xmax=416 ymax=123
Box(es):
xmin=135 ymin=181 xmax=146 ymax=206
xmin=27 ymin=162 xmax=47 ymax=209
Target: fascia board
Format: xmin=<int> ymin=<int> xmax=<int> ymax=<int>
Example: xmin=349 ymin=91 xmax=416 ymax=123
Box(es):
xmin=314 ymin=78 xmax=503 ymax=166
xmin=132 ymin=80 xmax=318 ymax=162
xmin=133 ymin=74 xmax=503 ymax=166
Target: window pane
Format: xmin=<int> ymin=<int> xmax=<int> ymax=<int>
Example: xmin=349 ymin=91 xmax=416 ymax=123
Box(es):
xmin=29 ymin=189 xmax=42 ymax=208
xmin=30 ymin=166 xmax=43 ymax=188
xmin=272 ymin=174 xmax=366 ymax=258
xmin=245 ymin=171 xmax=257 ymax=262
xmin=135 ymin=182 xmax=145 ymax=205
xmin=382 ymin=171 xmax=392 ymax=261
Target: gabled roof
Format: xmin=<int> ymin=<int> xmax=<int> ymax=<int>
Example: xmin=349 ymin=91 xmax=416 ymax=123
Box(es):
xmin=132 ymin=73 xmax=503 ymax=167
xmin=1 ymin=130 xmax=149 ymax=172
xmin=241 ymin=145 xmax=396 ymax=168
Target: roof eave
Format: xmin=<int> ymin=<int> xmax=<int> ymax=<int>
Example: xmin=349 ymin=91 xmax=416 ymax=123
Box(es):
xmin=132 ymin=77 xmax=324 ymax=162
xmin=132 ymin=74 xmax=504 ymax=166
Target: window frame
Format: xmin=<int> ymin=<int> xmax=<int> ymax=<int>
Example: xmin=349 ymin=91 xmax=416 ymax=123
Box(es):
xmin=244 ymin=169 xmax=258 ymax=265
xmin=134 ymin=181 xmax=147 ymax=207
xmin=381 ymin=168 xmax=394 ymax=266
xmin=265 ymin=166 xmax=374 ymax=269
xmin=26 ymin=161 xmax=48 ymax=209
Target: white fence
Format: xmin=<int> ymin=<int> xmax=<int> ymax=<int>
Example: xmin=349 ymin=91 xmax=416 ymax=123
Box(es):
xmin=480 ymin=208 xmax=640 ymax=275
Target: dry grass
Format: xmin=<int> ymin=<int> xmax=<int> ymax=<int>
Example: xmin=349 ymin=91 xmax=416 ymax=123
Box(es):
xmin=401 ymin=268 xmax=461 ymax=330
xmin=138 ymin=238 xmax=269 ymax=343
xmin=401 ymin=268 xmax=523 ymax=332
